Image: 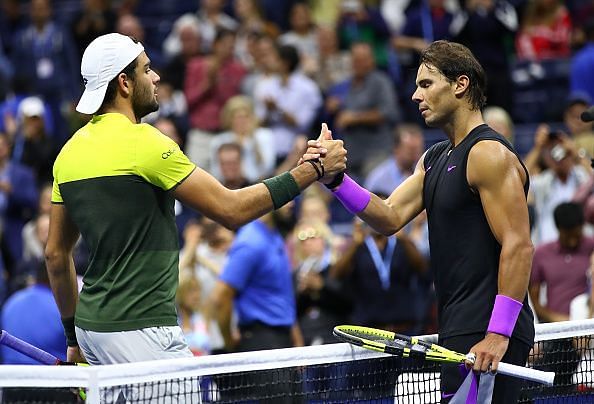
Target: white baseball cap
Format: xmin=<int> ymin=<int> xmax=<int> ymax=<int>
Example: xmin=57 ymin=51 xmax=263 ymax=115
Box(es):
xmin=18 ymin=96 xmax=45 ymax=118
xmin=76 ymin=33 xmax=145 ymax=115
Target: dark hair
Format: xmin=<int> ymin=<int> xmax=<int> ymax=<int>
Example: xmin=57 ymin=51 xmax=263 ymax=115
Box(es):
xmin=553 ymin=202 xmax=584 ymax=229
xmin=419 ymin=40 xmax=487 ymax=111
xmin=214 ymin=28 xmax=236 ymax=44
xmin=217 ymin=142 xmax=243 ymax=157
xmin=277 ymin=44 xmax=300 ymax=73
xmin=98 ymin=58 xmax=138 ymax=113
xmin=393 ymin=123 xmax=423 ymax=148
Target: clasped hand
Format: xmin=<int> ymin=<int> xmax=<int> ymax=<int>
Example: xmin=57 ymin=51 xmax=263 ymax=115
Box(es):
xmin=300 ymin=123 xmax=347 ymax=184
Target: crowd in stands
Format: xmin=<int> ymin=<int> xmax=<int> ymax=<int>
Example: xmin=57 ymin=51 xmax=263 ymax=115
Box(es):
xmin=0 ymin=0 xmax=594 ymax=372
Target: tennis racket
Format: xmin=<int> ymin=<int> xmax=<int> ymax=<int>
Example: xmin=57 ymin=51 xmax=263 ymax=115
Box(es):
xmin=0 ymin=330 xmax=88 ymax=400
xmin=333 ymin=325 xmax=555 ymax=386
xmin=0 ymin=329 xmax=78 ymax=365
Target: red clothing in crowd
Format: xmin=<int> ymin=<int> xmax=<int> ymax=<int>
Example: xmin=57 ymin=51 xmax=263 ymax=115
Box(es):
xmin=184 ymin=57 xmax=246 ymax=131
xmin=516 ymin=7 xmax=572 ymax=61
xmin=531 ymin=237 xmax=594 ymax=316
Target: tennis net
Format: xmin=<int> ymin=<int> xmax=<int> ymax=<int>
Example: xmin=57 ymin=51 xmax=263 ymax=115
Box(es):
xmin=0 ymin=319 xmax=593 ymax=403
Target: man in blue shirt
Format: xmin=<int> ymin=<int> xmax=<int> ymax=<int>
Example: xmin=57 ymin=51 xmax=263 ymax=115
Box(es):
xmin=210 ymin=203 xmax=302 ymax=401
xmin=1 ymin=261 xmax=66 ymax=364
xmin=211 ymin=202 xmax=302 ymax=352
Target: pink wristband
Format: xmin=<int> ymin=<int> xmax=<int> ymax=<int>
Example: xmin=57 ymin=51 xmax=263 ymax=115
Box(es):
xmin=333 ymin=174 xmax=371 ymax=214
xmin=487 ymin=294 xmax=523 ymax=337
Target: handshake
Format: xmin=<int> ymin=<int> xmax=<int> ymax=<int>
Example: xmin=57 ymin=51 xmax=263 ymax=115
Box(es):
xmin=299 ymin=123 xmax=348 ymax=186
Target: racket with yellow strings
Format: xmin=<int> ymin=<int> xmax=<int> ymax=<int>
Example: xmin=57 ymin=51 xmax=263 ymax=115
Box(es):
xmin=0 ymin=330 xmax=88 ymax=400
xmin=333 ymin=325 xmax=555 ymax=385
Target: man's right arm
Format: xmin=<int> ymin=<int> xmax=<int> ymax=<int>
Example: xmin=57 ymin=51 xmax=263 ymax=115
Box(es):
xmin=45 ymin=203 xmax=85 ymax=361
xmin=174 ymin=136 xmax=346 ymax=230
xmin=359 ymin=159 xmax=426 ymax=235
xmin=45 ymin=203 xmax=80 ymax=321
xmin=303 ymin=136 xmax=426 ymax=236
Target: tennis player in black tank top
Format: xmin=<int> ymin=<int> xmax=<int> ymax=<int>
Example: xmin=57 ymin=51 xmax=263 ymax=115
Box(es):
xmin=305 ymin=41 xmax=535 ymax=403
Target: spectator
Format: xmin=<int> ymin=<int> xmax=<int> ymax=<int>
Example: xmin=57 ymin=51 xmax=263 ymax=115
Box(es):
xmin=22 ymin=183 xmax=52 ymax=263
xmin=234 ymin=0 xmax=280 ymax=69
xmin=210 ymin=203 xmax=303 ymax=352
xmin=393 ymin=0 xmax=453 ymax=120
xmin=210 ymin=95 xmax=275 ymax=182
xmin=215 ymin=142 xmax=252 ymax=190
xmin=177 ymin=274 xmax=218 ymax=356
xmin=483 ymin=106 xmax=515 ymax=144
xmin=293 ymin=189 xmax=348 ymax=259
xmin=116 ymin=13 xmax=165 ymax=69
xmin=570 ymin=20 xmax=594 ymax=103
xmin=324 ymin=42 xmax=399 ymax=178
xmin=530 ymin=202 xmax=594 ymax=322
xmin=70 ymin=0 xmax=117 ymax=59
xmin=184 ymin=29 xmax=246 ymax=168
xmin=11 ymin=213 xmax=49 ymax=294
xmin=0 ymin=133 xmax=38 ymax=271
xmin=254 ymin=44 xmax=321 ymax=164
xmin=196 ymin=0 xmax=238 ymax=53
xmin=241 ymin=33 xmax=277 ymax=98
xmin=143 ymin=77 xmax=189 ymax=135
xmin=162 ymin=17 xmax=203 ymax=91
xmin=529 ymin=139 xmax=591 ymax=245
xmin=330 ymin=217 xmax=431 ymax=335
xmin=154 ymin=116 xmax=185 ymax=149
xmin=180 ymin=217 xmax=233 ymax=303
xmin=9 ymin=96 xmax=58 ymax=186
xmin=292 ymin=219 xmax=350 ymax=345
xmin=0 ymin=38 xmax=12 ymax=102
xmin=298 ymin=192 xmax=332 ymax=225
xmin=0 ymin=0 xmax=27 ymax=57
xmin=451 ymin=0 xmax=518 ymax=113
xmin=179 ymin=217 xmax=232 ymax=356
xmin=1 ymin=261 xmax=66 ymax=364
xmin=311 ymin=25 xmax=352 ymax=93
xmin=516 ymin=0 xmax=572 ymax=61
xmin=163 ymin=13 xmax=202 ymax=61
xmin=364 ymin=123 xmax=425 ymax=196
xmin=279 ymin=3 xmax=319 ymax=73
xmin=336 ymin=0 xmax=392 ymax=70
xmin=11 ymin=0 xmax=79 ymax=143
xmin=563 ymin=92 xmax=594 ymax=160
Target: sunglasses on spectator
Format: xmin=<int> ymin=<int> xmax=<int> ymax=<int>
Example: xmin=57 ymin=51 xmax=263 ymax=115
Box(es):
xmin=297 ymin=228 xmax=322 ymax=241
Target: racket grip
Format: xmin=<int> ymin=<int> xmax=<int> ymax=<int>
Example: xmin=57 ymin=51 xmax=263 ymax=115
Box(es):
xmin=498 ymin=362 xmax=555 ymax=386
xmin=0 ymin=330 xmax=59 ymax=365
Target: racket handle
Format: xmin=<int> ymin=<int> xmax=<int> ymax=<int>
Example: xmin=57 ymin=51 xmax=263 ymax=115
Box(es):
xmin=498 ymin=362 xmax=555 ymax=386
xmin=0 ymin=330 xmax=60 ymax=365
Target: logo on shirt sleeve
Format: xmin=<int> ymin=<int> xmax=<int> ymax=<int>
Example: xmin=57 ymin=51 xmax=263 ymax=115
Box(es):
xmin=162 ymin=149 xmax=175 ymax=159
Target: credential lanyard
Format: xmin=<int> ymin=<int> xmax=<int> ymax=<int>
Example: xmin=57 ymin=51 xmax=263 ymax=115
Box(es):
xmin=365 ymin=235 xmax=396 ymax=290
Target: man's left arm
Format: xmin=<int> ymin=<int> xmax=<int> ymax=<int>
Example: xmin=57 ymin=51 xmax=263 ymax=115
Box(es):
xmin=466 ymin=140 xmax=534 ymax=373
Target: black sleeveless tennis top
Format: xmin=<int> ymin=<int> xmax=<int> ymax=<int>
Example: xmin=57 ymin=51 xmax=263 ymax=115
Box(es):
xmin=423 ymin=124 xmax=535 ymax=345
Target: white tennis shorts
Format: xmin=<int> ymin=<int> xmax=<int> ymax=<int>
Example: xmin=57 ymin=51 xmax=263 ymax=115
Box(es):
xmin=76 ymin=325 xmax=193 ymax=365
